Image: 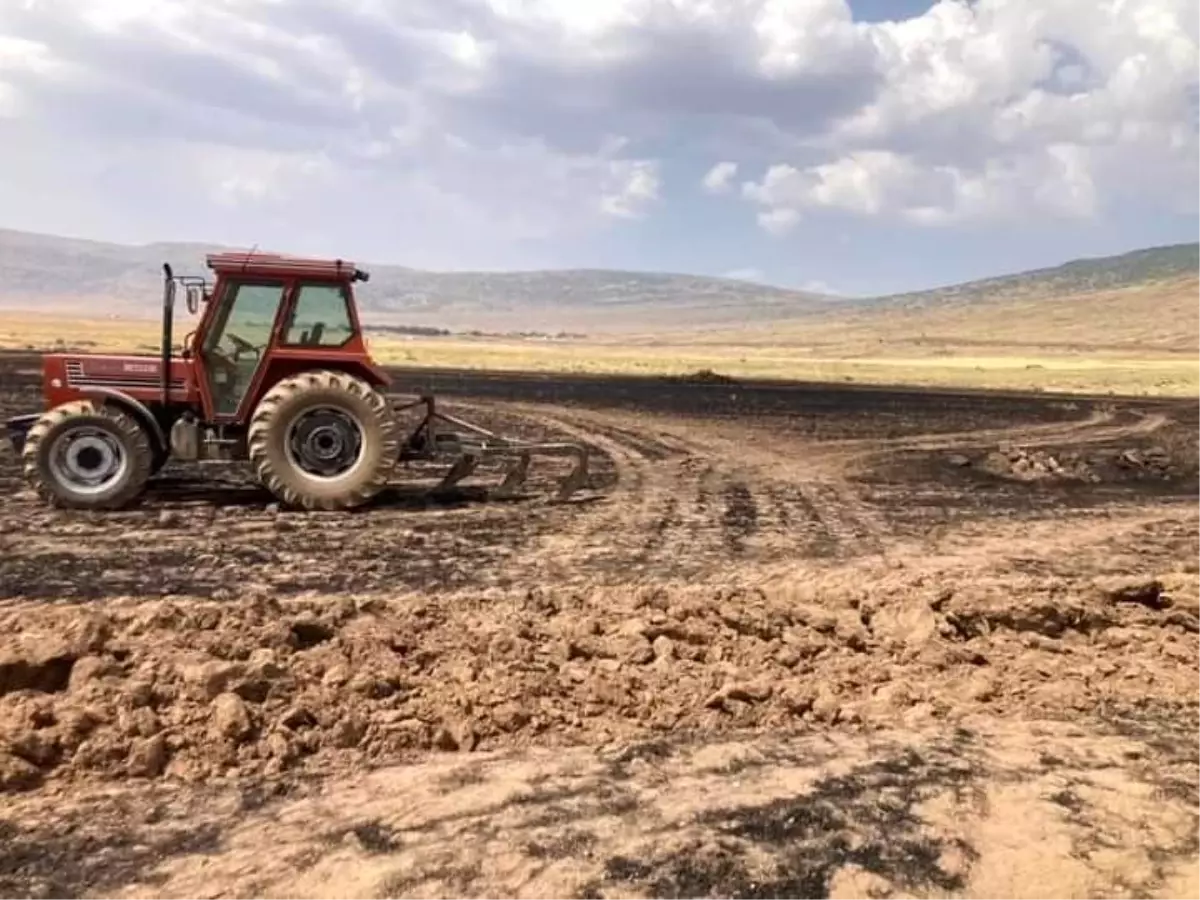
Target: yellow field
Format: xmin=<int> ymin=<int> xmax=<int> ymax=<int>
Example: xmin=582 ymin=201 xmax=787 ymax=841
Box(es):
xmin=687 ymin=275 xmax=1200 ymax=353
xmin=0 ymin=310 xmax=1195 ymax=397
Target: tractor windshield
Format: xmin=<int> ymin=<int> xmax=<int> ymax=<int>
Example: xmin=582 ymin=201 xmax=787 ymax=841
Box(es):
xmin=202 ymin=281 xmax=285 ymax=416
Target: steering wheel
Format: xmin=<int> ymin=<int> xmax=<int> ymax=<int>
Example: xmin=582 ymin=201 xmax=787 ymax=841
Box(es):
xmin=226 ymin=332 xmax=260 ymax=359
xmin=206 ymin=345 xmax=240 ymax=376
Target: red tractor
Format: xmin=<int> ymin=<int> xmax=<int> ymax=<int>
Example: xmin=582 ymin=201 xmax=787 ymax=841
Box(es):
xmin=5 ymin=251 xmax=590 ymax=510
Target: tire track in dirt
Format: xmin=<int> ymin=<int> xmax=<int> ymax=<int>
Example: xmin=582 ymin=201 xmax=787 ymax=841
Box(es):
xmin=550 ymin=413 xmax=725 ymax=578
xmin=406 ymin=397 xmax=1185 ymax=577
xmin=659 ymin=401 xmax=1179 ymax=558
xmin=500 ymin=403 xmax=891 ymax=581
xmin=630 ymin=415 xmax=892 ymax=561
xmin=730 ymin=403 xmax=1116 ymax=456
xmin=720 ymin=481 xmax=757 ymax=554
xmin=684 ymin=459 xmax=725 ymax=557
xmin=1 ymin=372 xmax=1185 ymax=602
xmin=835 ymin=407 xmax=1167 ymax=459
xmin=478 ymin=404 xmax=684 ymax=583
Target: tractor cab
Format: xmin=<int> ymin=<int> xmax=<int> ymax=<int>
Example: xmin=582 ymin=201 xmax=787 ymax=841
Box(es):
xmin=185 ymin=252 xmax=381 ymax=421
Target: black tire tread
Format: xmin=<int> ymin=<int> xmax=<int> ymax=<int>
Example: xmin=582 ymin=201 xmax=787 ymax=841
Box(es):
xmin=247 ymin=369 xmax=399 ymax=510
xmin=22 ymin=400 xmax=154 ymax=510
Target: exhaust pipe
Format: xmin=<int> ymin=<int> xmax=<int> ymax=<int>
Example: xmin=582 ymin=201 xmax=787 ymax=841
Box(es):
xmin=161 ymin=263 xmax=175 ymax=407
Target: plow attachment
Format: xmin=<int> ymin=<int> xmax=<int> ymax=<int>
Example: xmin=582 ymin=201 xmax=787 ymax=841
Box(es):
xmin=392 ymin=396 xmax=590 ymax=502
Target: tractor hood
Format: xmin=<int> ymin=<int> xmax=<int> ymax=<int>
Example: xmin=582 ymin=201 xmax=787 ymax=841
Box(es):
xmin=30 ymin=352 xmax=199 ymax=416
xmin=8 ymin=352 xmax=199 ymax=454
xmin=41 ymin=352 xmax=193 ymax=394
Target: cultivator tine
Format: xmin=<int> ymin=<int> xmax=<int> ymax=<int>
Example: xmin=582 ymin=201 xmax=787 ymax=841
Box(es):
xmin=493 ymin=452 xmax=531 ymax=499
xmin=555 ymin=450 xmax=590 ymax=502
xmin=435 ymin=453 xmax=479 ymax=493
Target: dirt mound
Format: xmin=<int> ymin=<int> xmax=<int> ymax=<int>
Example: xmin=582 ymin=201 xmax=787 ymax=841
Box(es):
xmin=976 ymin=445 xmax=1102 ymax=482
xmin=1114 ymin=445 xmax=1192 ymax=477
xmin=671 ymin=368 xmax=738 ymax=385
xmin=973 ymin=437 xmax=1193 ymax=485
xmin=2 ymin=569 xmax=1195 ymax=794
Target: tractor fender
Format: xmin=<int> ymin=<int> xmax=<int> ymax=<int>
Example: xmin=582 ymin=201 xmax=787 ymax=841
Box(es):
xmin=80 ymin=388 xmax=168 ymax=455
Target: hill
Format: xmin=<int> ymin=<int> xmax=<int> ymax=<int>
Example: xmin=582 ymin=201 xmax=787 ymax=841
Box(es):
xmin=863 ymin=243 xmax=1199 ymax=311
xmin=0 ymin=228 xmax=831 ymax=334
xmin=709 ymin=243 xmax=1198 ymax=356
xmin=0 ymin=228 xmax=1195 ymax=345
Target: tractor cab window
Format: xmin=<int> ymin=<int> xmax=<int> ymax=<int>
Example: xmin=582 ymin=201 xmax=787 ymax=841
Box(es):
xmin=283 ymin=283 xmax=354 ymax=347
xmin=202 ymin=281 xmax=285 ymax=416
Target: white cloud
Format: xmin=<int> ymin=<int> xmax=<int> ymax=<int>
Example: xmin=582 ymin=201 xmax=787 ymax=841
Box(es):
xmin=739 ymin=0 xmax=1197 ymax=230
xmin=702 ymin=161 xmax=738 ymax=194
xmin=743 ymin=145 xmax=1100 ymax=227
xmin=600 ymin=159 xmax=661 ymax=218
xmin=0 ymin=0 xmax=1192 ymax=271
xmin=0 ymin=0 xmax=673 ymax=265
xmin=752 ymin=0 xmax=864 ymax=78
xmin=757 ymin=207 xmax=802 ymax=236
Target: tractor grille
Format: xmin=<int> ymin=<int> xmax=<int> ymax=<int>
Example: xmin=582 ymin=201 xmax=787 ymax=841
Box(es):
xmin=65 ymin=360 xmax=187 ymax=392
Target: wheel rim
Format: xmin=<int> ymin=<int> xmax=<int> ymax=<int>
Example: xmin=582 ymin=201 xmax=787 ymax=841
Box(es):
xmin=285 ymin=406 xmax=365 ymax=479
xmin=48 ymin=426 xmax=129 ymax=495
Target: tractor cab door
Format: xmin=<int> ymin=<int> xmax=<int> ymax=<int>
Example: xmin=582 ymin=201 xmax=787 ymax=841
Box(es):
xmin=200 ymin=280 xmax=286 ymax=417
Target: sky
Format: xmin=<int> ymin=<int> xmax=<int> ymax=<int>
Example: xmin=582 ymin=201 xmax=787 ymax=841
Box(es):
xmin=0 ymin=0 xmax=1196 ymax=297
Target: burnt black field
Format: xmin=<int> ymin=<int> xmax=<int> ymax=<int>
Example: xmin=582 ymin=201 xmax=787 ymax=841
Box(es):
xmin=1 ymin=350 xmax=1195 ymax=603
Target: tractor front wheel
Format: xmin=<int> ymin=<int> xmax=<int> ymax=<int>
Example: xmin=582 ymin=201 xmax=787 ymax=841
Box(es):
xmin=247 ymin=370 xmax=400 ymax=511
xmin=22 ymin=400 xmax=154 ymax=509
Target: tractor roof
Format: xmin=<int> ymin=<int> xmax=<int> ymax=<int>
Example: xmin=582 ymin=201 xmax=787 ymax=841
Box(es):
xmin=205 ymin=251 xmax=369 ymax=282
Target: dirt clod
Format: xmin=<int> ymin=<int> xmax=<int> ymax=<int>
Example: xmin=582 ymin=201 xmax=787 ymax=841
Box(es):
xmin=127 ymin=735 xmax=169 ymax=778
xmin=705 ymin=680 xmax=773 ymax=711
xmin=211 ymin=693 xmax=253 ymax=744
xmin=0 ymin=751 xmax=42 ymax=792
xmin=1094 ymin=576 xmax=1170 ymax=610
xmin=180 ymin=659 xmax=245 ymax=701
xmin=981 ymin=446 xmax=1101 ymax=482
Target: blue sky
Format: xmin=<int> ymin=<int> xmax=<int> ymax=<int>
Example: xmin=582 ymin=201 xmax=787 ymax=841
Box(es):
xmin=0 ymin=0 xmax=1196 ymax=297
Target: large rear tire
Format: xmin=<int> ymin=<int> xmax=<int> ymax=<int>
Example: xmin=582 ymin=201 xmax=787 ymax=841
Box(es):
xmin=22 ymin=400 xmax=154 ymax=510
xmin=248 ymin=370 xmax=399 ymax=511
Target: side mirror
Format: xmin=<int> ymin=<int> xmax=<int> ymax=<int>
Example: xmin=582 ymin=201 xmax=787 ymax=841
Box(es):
xmin=185 ymin=285 xmax=205 ymax=314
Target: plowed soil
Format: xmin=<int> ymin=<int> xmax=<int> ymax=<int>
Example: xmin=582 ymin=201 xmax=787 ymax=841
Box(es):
xmin=0 ymin=351 xmax=1197 ymax=899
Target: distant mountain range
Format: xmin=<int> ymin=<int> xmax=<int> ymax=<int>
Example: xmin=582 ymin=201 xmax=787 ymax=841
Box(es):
xmin=0 ymin=227 xmax=1195 ymax=335
xmin=869 ymin=243 xmax=1200 ymax=310
xmin=0 ymin=228 xmax=830 ymax=333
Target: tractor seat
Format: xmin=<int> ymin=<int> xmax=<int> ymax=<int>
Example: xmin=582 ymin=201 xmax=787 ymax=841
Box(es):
xmin=296 ymin=322 xmax=326 ymax=346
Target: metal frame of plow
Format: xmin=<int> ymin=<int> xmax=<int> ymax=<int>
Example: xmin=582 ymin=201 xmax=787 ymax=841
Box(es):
xmin=391 ymin=395 xmax=591 ymax=501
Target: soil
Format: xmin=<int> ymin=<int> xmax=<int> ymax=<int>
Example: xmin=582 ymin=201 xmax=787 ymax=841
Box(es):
xmin=0 ymin=350 xmax=1197 ymax=899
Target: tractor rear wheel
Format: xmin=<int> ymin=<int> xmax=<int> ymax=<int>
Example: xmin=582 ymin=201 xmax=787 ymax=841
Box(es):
xmin=247 ymin=370 xmax=400 ymax=510
xmin=22 ymin=400 xmax=154 ymax=509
